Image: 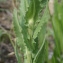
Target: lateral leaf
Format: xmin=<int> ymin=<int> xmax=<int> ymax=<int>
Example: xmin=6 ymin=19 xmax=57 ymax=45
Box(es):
xmin=33 ymin=6 xmax=50 ymax=39
xmin=19 ymin=0 xmax=30 ymax=16
xmin=13 ymin=8 xmax=25 ymax=50
xmin=33 ymin=36 xmax=46 ymax=63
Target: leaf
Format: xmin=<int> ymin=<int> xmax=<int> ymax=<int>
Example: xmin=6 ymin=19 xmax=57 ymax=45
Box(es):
xmin=21 ymin=22 xmax=34 ymax=51
xmin=38 ymin=24 xmax=46 ymax=48
xmin=52 ymin=0 xmax=63 ymax=54
xmin=33 ymin=24 xmax=46 ymax=54
xmin=19 ymin=0 xmax=30 ymax=17
xmin=33 ymin=6 xmax=50 ymax=39
xmin=13 ymin=8 xmax=25 ymax=50
xmin=25 ymin=0 xmax=35 ymax=19
xmin=33 ymin=36 xmax=46 ymax=63
xmin=26 ymin=0 xmax=47 ymax=21
xmin=14 ymin=8 xmax=34 ymax=51
xmin=51 ymin=0 xmax=63 ymax=62
xmin=33 ymin=22 xmax=47 ymax=63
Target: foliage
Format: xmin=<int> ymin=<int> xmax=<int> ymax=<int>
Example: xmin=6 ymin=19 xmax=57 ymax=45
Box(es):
xmin=51 ymin=0 xmax=63 ymax=63
xmin=0 ymin=0 xmax=63 ymax=63
xmin=13 ymin=0 xmax=50 ymax=63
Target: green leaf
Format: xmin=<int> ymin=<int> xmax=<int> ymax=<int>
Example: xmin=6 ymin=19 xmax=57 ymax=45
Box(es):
xmin=25 ymin=0 xmax=35 ymax=19
xmin=51 ymin=0 xmax=63 ymax=62
xmin=34 ymin=0 xmax=47 ymax=21
xmin=33 ymin=6 xmax=50 ymax=39
xmin=33 ymin=36 xmax=46 ymax=63
xmin=38 ymin=24 xmax=46 ymax=48
xmin=13 ymin=8 xmax=25 ymax=50
xmin=19 ymin=0 xmax=30 ymax=16
xmin=13 ymin=8 xmax=33 ymax=51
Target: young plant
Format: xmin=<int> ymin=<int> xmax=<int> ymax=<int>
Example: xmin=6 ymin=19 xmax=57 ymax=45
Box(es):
xmin=13 ymin=0 xmax=50 ymax=63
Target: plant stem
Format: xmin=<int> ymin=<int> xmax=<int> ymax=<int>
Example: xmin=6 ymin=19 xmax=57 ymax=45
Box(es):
xmin=24 ymin=47 xmax=32 ymax=63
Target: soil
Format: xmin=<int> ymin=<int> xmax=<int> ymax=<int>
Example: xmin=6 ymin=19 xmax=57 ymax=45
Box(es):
xmin=0 ymin=42 xmax=17 ymax=63
xmin=0 ymin=0 xmax=17 ymax=63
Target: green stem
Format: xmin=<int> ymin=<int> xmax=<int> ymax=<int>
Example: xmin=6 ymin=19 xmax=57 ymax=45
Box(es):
xmin=24 ymin=47 xmax=32 ymax=63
